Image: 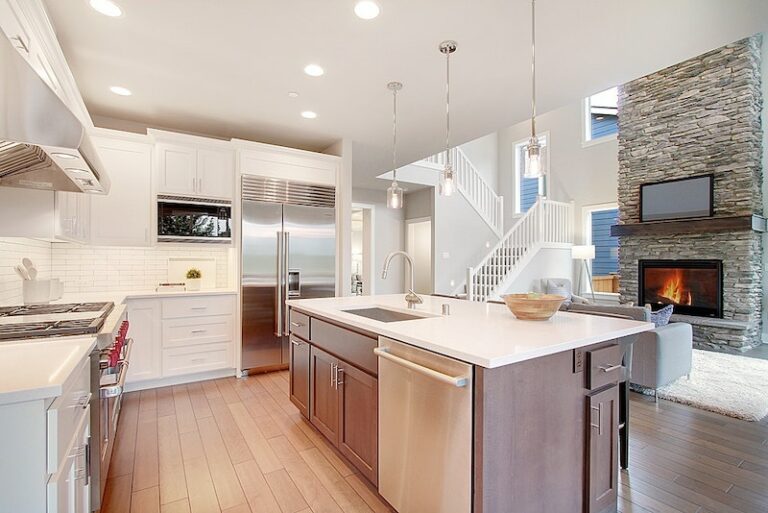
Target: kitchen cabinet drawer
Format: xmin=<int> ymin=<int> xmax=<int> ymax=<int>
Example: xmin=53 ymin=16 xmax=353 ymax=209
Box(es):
xmin=310 ymin=318 xmax=377 ymax=376
xmin=586 ymin=344 xmax=622 ymax=390
xmin=162 ymin=315 xmax=233 ymax=348
xmin=162 ymin=295 xmax=234 ymax=319
xmin=47 ymin=356 xmax=90 ymax=474
xmin=162 ymin=342 xmax=232 ymax=377
xmin=289 ymin=309 xmax=310 ymax=341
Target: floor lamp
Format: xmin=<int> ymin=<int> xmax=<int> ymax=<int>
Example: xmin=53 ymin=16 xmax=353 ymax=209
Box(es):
xmin=572 ymin=245 xmax=596 ymax=302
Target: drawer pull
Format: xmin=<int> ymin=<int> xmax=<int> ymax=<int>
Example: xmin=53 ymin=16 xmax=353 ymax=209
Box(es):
xmin=191 ymin=329 xmax=208 ymax=334
xmin=290 ymin=321 xmax=305 ymax=328
xmin=190 ymin=358 xmax=207 ymax=363
xmin=291 ymin=339 xmax=303 ymax=347
xmin=190 ymin=306 xmax=208 ymax=310
xmin=599 ymin=364 xmax=622 ymax=373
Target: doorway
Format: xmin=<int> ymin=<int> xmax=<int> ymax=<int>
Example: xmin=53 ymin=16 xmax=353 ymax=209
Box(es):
xmin=351 ymin=204 xmax=375 ymax=295
xmin=405 ymin=217 xmax=433 ymax=295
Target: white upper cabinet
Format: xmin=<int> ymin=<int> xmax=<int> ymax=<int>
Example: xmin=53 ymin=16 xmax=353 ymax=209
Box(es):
xmin=156 ymin=144 xmax=197 ymax=196
xmin=156 ymin=142 xmax=234 ymax=200
xmin=55 ymin=191 xmax=90 ymax=244
xmin=89 ymin=136 xmax=152 ymax=246
xmin=197 ymin=148 xmax=235 ymax=200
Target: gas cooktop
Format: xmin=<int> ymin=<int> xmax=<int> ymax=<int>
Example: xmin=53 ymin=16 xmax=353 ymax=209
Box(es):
xmin=0 ymin=302 xmax=114 ymax=341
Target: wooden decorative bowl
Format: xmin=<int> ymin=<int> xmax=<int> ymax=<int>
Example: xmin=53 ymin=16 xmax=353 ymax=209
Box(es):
xmin=500 ymin=293 xmax=567 ymax=321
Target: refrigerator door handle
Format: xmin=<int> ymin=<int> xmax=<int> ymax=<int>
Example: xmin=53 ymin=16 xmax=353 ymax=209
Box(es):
xmin=275 ymin=231 xmax=283 ymax=337
xmin=283 ymin=231 xmax=290 ymax=335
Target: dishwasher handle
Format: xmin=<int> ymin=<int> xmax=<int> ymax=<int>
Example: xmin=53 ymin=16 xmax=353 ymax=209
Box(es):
xmin=374 ymin=347 xmax=468 ymax=387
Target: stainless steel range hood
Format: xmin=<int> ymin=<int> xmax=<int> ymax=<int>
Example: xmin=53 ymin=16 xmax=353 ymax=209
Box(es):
xmin=0 ymin=35 xmax=109 ymax=194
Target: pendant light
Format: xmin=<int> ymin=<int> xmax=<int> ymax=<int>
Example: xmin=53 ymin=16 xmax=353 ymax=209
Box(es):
xmin=439 ymin=40 xmax=457 ymax=196
xmin=386 ymin=81 xmax=404 ymax=209
xmin=524 ymin=0 xmax=543 ymax=179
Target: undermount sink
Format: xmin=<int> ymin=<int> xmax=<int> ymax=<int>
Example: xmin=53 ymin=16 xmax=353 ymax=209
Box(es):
xmin=342 ymin=307 xmax=431 ymax=323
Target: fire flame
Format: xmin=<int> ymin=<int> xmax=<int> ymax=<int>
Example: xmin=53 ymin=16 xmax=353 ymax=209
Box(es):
xmin=658 ymin=270 xmax=692 ymax=305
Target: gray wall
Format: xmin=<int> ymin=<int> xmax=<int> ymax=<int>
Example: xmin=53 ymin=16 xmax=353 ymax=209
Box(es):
xmin=404 ymin=188 xmax=434 ymax=220
xmin=352 ymin=188 xmax=405 ymax=294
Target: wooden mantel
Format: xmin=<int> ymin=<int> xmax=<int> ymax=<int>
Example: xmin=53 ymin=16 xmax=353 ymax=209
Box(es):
xmin=610 ymin=214 xmax=766 ymax=237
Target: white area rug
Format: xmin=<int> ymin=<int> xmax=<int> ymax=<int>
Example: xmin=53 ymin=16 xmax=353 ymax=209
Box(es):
xmin=654 ymin=349 xmax=768 ymax=421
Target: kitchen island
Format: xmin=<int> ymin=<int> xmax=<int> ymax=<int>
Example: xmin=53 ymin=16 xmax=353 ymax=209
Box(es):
xmin=286 ymin=294 xmax=653 ymax=513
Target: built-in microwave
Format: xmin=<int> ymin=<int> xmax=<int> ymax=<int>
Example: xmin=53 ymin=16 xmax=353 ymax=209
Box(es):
xmin=157 ymin=195 xmax=232 ymax=243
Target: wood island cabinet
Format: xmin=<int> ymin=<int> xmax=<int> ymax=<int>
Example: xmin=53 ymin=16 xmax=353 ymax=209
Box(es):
xmin=288 ymin=310 xmax=379 ymax=485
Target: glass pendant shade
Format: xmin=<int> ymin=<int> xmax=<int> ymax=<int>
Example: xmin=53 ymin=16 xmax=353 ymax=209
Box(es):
xmin=440 ymin=163 xmax=455 ymax=196
xmin=524 ymin=136 xmax=543 ymax=179
xmin=387 ymin=181 xmax=404 ymax=209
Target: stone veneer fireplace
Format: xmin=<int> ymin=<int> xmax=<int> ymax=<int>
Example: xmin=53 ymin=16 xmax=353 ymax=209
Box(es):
xmin=615 ymin=36 xmax=764 ymax=352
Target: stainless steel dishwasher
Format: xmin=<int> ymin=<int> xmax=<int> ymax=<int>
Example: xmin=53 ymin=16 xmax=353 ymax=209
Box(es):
xmin=375 ymin=337 xmax=473 ymax=513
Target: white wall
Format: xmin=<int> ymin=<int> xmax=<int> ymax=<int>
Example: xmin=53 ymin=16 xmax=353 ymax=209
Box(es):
xmin=406 ymin=220 xmax=433 ymax=294
xmin=433 ymin=188 xmax=498 ymax=295
xmin=351 ymin=188 xmax=405 ymax=294
xmin=498 ymin=101 xmax=619 ymax=241
xmin=500 ymin=247 xmax=573 ymax=295
xmin=459 ymin=132 xmax=499 ymax=190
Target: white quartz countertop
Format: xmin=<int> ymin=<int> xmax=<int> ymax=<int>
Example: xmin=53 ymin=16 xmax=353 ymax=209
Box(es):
xmin=53 ymin=288 xmax=238 ymax=305
xmin=287 ymin=294 xmax=655 ymax=368
xmin=0 ymin=336 xmax=96 ymax=405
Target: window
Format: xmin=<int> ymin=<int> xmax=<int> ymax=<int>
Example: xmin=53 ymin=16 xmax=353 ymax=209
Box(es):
xmin=514 ymin=134 xmax=548 ymax=214
xmin=583 ymin=87 xmax=618 ymax=144
xmin=584 ymin=205 xmax=619 ymax=276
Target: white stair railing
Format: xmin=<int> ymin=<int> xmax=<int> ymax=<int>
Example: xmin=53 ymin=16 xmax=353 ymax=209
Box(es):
xmin=419 ymin=147 xmax=503 ymax=236
xmin=466 ymin=197 xmax=573 ymax=302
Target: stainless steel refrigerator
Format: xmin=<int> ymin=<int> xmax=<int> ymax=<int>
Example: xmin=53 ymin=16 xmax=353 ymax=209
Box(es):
xmin=241 ymin=176 xmax=336 ymax=371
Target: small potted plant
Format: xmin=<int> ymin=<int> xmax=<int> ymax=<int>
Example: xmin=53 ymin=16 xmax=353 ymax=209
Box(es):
xmin=186 ymin=268 xmax=202 ymax=291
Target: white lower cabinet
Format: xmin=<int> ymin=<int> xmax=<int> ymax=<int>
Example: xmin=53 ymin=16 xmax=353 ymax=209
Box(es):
xmin=47 ymin=407 xmax=90 ymax=513
xmin=125 ymin=294 xmax=236 ymax=387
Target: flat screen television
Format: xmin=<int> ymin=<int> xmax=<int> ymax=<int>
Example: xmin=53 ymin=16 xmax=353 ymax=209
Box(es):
xmin=640 ymin=175 xmax=713 ymax=222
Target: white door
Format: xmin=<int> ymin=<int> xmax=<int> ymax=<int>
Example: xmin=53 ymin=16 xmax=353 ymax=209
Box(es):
xmin=156 ymin=144 xmax=197 ymax=195
xmin=197 ymin=148 xmax=234 ymax=199
xmin=90 ymin=138 xmax=152 ymax=246
xmin=47 ymin=407 xmax=90 ymax=513
xmin=125 ymin=299 xmax=162 ymax=383
xmin=406 ymin=219 xmax=433 ymax=295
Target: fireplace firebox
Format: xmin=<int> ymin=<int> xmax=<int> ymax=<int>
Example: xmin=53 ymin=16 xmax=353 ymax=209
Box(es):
xmin=638 ymin=260 xmax=723 ymax=318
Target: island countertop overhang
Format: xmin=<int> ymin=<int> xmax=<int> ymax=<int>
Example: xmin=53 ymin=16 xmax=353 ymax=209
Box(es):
xmin=286 ymin=294 xmax=654 ymax=368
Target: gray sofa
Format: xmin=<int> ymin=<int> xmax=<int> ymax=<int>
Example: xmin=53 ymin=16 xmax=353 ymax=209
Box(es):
xmin=563 ymin=303 xmax=693 ymax=391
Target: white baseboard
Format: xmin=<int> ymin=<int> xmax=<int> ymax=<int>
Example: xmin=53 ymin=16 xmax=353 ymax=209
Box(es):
xmin=124 ymin=368 xmax=237 ymax=392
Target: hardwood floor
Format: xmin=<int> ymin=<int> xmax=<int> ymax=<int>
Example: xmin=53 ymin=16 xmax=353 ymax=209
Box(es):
xmin=101 ymin=372 xmax=768 ymax=513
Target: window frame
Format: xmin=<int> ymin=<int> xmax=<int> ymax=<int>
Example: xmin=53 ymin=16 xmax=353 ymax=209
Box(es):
xmin=513 ymin=131 xmax=551 ymax=215
xmin=582 ymin=88 xmax=618 ymax=148
xmin=582 ymin=202 xmax=619 ymax=275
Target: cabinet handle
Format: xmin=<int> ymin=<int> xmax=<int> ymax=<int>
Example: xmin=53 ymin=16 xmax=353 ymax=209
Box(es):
xmin=590 ymin=404 xmax=603 ymax=435
xmin=330 ymin=362 xmax=337 ymax=388
xmin=290 ymin=321 xmax=304 ymax=328
xmin=190 ymin=306 xmax=208 ymax=310
xmin=190 ymin=329 xmax=207 ymax=334
xmin=291 ymin=339 xmax=303 ymax=347
xmin=336 ymin=367 xmax=344 ymax=388
xmin=599 ymin=364 xmax=622 ymax=373
xmin=190 ymin=358 xmax=206 ymax=363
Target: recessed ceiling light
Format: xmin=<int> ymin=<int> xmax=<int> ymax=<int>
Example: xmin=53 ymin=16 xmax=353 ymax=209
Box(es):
xmin=109 ymin=85 xmax=132 ymax=96
xmin=89 ymin=0 xmax=122 ymax=17
xmin=65 ymin=168 xmax=91 ymax=175
xmin=288 ymin=91 xmax=299 ymax=98
xmin=354 ymin=1 xmax=380 ymax=19
xmin=303 ymin=64 xmax=324 ymax=77
xmin=301 ymin=111 xmax=317 ymax=119
xmin=51 ymin=153 xmax=78 ymax=159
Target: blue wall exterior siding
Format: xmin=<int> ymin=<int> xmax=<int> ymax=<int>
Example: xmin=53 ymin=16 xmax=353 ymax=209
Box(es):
xmin=590 ymin=114 xmax=618 ymax=139
xmin=591 ymin=208 xmax=619 ymax=275
xmin=520 ymin=177 xmax=539 ymax=212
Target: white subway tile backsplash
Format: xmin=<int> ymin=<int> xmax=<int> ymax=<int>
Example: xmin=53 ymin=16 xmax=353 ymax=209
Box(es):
xmin=0 ymin=238 xmax=232 ymax=305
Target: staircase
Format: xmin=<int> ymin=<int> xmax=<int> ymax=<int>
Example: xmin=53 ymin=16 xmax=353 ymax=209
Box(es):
xmin=417 ymin=147 xmax=504 ymax=236
xmin=464 ymin=197 xmax=574 ymax=302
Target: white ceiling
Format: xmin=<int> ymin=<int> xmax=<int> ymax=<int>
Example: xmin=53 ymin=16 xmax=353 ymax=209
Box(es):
xmin=44 ymin=1 xmax=767 ymax=189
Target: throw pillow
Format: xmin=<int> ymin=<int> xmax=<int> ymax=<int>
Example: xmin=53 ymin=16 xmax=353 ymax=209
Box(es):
xmin=650 ymin=304 xmax=674 ymax=327
xmin=545 ymin=280 xmax=572 ymax=307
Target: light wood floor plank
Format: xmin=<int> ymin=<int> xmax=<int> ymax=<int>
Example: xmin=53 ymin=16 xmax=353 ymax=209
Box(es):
xmin=157 ymin=386 xmax=176 ymax=417
xmin=209 ymin=399 xmax=254 ymax=465
xmin=161 ymin=498 xmax=191 ymax=513
xmin=233 ymin=459 xmax=283 ymax=513
xmin=229 ymin=402 xmax=283 ymax=474
xmin=198 ymin=416 xmax=249 ymax=510
xmin=183 ymin=457 xmax=221 ymax=513
xmin=268 ymin=435 xmax=343 ymax=513
xmin=158 ymin=414 xmax=188 ymax=505
xmin=173 ymin=385 xmax=199 ymax=435
xmin=345 ymin=474 xmax=392 ymax=513
xmin=131 ymin=486 xmax=160 ymax=513
xmin=140 ymin=389 xmax=158 ymax=415
xmin=187 ymin=382 xmax=214 ymax=419
xmin=109 ymin=392 xmax=140 ymax=478
xmin=223 ymin=504 xmax=253 ymax=513
xmin=264 ymin=468 xmax=310 ymax=513
xmin=102 ymin=473 xmax=133 ymax=513
xmin=133 ymin=413 xmax=160 ymax=491
xmin=300 ymin=447 xmax=372 ymax=513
